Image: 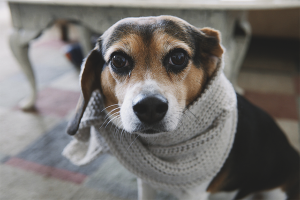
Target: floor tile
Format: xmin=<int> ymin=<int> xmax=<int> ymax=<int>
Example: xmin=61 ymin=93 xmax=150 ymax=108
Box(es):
xmin=276 ymin=119 xmax=299 ymax=152
xmin=16 ymin=121 xmax=108 ymax=175
xmin=0 ymin=164 xmax=80 ymax=200
xmin=0 ymin=109 xmax=59 ymax=155
xmin=35 ymin=65 xmax=72 ymax=90
xmin=34 ymin=87 xmax=80 ymax=118
xmin=84 ymin=155 xmax=138 ymax=200
xmin=50 ymin=70 xmax=81 ymax=92
xmin=0 ymin=153 xmax=9 ymax=163
xmin=238 ymin=71 xmax=295 ymax=95
xmin=69 ymin=187 xmax=130 ymax=200
xmin=84 ymin=155 xmax=177 ymax=200
xmin=30 ymin=40 xmax=74 ymax=90
xmin=6 ymin=158 xmax=86 ymax=184
xmin=244 ymin=91 xmax=298 ymax=120
xmin=0 ymin=68 xmax=73 ymax=109
xmin=0 ymin=72 xmax=32 ymax=107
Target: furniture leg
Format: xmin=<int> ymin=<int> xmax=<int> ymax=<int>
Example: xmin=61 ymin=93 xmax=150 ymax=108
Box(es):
xmin=9 ymin=28 xmax=40 ymax=110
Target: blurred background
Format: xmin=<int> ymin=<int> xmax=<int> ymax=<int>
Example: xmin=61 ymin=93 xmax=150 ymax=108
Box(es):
xmin=0 ymin=1 xmax=299 ymax=200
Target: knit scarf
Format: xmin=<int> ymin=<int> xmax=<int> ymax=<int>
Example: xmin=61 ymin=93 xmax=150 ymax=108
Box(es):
xmin=63 ymin=68 xmax=238 ymax=191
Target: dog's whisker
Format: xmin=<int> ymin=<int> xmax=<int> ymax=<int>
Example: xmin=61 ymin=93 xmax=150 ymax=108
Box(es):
xmin=126 ymin=134 xmax=139 ymax=151
xmin=113 ymin=120 xmax=123 ymax=140
xmin=185 ymin=108 xmax=198 ymax=121
xmin=101 ymin=104 xmax=119 ymax=112
xmin=100 ymin=112 xmax=120 ymax=130
xmin=105 ymin=106 xmax=120 ymax=115
xmin=110 ymin=117 xmax=122 ymax=138
xmin=102 ymin=113 xmax=117 ymax=125
xmin=103 ymin=112 xmax=120 ymax=123
xmin=105 ymin=115 xmax=121 ymax=128
xmin=116 ymin=120 xmax=123 ymax=129
xmin=119 ymin=128 xmax=126 ymax=144
xmin=104 ymin=107 xmax=121 ymax=120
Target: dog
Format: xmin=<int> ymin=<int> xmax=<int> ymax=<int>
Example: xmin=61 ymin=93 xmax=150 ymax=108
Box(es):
xmin=66 ymin=16 xmax=299 ymax=200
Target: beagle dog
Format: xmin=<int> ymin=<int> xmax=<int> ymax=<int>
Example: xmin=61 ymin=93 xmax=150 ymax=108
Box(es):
xmin=67 ymin=16 xmax=299 ymax=200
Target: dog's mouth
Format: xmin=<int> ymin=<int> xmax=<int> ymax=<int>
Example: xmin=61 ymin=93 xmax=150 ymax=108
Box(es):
xmin=132 ymin=124 xmax=166 ymax=134
xmin=139 ymin=129 xmax=160 ymax=134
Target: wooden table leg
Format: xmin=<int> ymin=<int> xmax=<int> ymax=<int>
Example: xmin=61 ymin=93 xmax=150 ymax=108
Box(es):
xmin=9 ymin=28 xmax=41 ymax=110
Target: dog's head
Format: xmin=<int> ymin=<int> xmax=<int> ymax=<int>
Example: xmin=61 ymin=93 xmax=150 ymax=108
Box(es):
xmin=67 ymin=16 xmax=224 ymax=135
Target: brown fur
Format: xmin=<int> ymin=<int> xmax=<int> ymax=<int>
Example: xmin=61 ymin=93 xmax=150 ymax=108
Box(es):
xmin=100 ymin=66 xmax=119 ymax=115
xmin=101 ymin=24 xmax=219 ymax=112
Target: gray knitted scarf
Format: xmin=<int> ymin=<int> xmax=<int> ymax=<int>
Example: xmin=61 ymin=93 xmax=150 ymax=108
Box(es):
xmin=63 ymin=69 xmax=237 ymax=191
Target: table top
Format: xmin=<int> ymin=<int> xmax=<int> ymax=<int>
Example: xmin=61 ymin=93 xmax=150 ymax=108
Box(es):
xmin=7 ymin=0 xmax=300 ymax=10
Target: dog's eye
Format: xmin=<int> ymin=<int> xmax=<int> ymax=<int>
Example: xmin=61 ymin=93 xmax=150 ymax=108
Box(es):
xmin=112 ymin=55 xmax=128 ymax=68
xmin=169 ymin=52 xmax=186 ymax=66
xmin=164 ymin=49 xmax=189 ymax=74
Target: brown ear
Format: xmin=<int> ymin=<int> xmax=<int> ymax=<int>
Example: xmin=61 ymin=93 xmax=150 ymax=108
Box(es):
xmin=67 ymin=45 xmax=104 ymax=135
xmin=196 ymin=27 xmax=224 ymax=77
xmin=200 ymin=27 xmax=224 ymax=58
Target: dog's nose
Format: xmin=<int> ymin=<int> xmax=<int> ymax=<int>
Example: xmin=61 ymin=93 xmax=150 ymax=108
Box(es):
xmin=132 ymin=94 xmax=168 ymax=124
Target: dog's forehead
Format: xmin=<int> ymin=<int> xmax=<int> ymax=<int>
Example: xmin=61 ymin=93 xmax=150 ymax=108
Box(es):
xmin=101 ymin=16 xmax=196 ymax=52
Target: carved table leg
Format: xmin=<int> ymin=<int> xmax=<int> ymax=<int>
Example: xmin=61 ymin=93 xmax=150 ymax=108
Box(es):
xmin=9 ymin=29 xmax=41 ymax=110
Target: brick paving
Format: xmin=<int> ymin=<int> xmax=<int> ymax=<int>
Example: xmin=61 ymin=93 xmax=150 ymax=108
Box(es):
xmin=0 ymin=2 xmax=299 ymax=200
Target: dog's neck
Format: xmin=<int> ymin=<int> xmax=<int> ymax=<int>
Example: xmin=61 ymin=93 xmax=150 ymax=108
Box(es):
xmin=63 ymin=68 xmax=238 ymax=192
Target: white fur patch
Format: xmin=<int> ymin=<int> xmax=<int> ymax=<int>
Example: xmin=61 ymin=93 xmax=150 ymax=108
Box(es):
xmin=209 ymin=190 xmax=238 ymax=200
xmin=119 ymin=79 xmax=183 ymax=133
xmin=259 ymin=188 xmax=287 ymax=200
xmin=175 ymin=180 xmax=212 ymax=200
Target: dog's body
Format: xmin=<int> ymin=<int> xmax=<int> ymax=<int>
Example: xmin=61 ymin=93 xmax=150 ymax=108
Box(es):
xmin=66 ymin=16 xmax=299 ymax=200
xmin=208 ymin=93 xmax=299 ymax=200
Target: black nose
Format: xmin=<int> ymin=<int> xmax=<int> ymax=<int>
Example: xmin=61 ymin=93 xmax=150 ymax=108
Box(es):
xmin=132 ymin=94 xmax=168 ymax=124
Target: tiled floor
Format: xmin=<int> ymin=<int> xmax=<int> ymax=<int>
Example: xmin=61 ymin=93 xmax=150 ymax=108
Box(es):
xmin=0 ymin=2 xmax=299 ymax=200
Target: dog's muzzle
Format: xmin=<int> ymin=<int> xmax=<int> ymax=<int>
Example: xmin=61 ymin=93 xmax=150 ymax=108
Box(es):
xmin=132 ymin=93 xmax=168 ymax=125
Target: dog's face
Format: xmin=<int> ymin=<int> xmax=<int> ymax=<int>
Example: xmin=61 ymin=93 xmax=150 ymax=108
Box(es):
xmin=67 ymin=16 xmax=223 ymax=135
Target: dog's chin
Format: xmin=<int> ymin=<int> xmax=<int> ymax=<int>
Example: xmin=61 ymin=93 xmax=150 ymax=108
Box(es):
xmin=131 ymin=123 xmax=169 ymax=135
xmin=134 ymin=128 xmax=162 ymax=134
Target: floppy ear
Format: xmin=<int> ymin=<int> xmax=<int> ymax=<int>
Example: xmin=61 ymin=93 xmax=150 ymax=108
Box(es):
xmin=200 ymin=27 xmax=224 ymax=58
xmin=197 ymin=27 xmax=224 ymax=77
xmin=67 ymin=45 xmax=105 ymax=135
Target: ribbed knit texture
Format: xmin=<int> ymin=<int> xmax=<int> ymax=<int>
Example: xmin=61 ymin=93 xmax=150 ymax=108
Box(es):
xmin=63 ymin=68 xmax=238 ymax=191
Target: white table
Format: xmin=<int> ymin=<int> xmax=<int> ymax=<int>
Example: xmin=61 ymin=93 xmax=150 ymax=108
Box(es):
xmin=7 ymin=0 xmax=300 ymax=110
